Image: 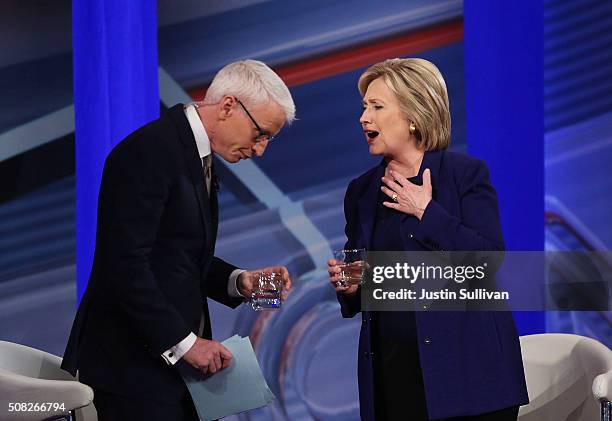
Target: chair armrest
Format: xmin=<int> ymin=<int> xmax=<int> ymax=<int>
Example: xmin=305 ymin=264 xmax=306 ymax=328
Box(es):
xmin=593 ymin=371 xmax=612 ymax=401
xmin=0 ymin=368 xmax=93 ymax=421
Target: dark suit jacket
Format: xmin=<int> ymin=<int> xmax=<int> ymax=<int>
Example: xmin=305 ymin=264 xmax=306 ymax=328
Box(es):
xmin=338 ymin=150 xmax=529 ymax=420
xmin=61 ymin=104 xmax=243 ymax=403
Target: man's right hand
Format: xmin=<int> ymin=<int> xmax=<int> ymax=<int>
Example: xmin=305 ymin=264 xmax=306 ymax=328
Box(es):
xmin=182 ymin=338 xmax=233 ymax=375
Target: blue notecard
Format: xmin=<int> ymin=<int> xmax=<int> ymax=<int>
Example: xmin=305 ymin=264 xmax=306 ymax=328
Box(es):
xmin=179 ymin=335 xmax=275 ymax=420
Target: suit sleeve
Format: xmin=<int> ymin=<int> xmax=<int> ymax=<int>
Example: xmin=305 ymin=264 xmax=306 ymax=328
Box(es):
xmin=99 ymin=145 xmax=191 ymax=356
xmin=337 ymin=180 xmax=363 ymax=318
xmin=203 ymin=257 xmax=243 ymax=308
xmin=412 ymin=159 xmax=505 ymax=252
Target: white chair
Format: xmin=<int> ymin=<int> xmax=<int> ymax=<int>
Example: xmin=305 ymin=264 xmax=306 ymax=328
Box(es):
xmin=0 ymin=340 xmax=95 ymax=421
xmin=519 ymin=333 xmax=612 ymax=421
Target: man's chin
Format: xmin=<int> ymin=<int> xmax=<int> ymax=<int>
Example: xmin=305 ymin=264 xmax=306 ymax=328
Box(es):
xmin=218 ymin=152 xmax=241 ymax=163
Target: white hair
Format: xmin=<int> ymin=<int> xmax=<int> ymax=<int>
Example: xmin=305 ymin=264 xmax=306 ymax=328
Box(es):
xmin=203 ymin=59 xmax=296 ymax=124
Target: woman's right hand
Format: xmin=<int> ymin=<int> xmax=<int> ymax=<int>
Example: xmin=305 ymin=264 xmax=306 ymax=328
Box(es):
xmin=328 ymin=259 xmax=359 ymax=295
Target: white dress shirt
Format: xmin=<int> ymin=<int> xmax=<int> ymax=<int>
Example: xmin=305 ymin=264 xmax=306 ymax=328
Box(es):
xmin=161 ymin=104 xmax=245 ymax=365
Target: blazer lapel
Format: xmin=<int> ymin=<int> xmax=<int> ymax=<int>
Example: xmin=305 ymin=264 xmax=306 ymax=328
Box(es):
xmin=167 ymin=105 xmax=213 ymax=246
xmin=187 ymin=151 xmax=214 ymax=245
xmin=355 ymin=151 xmax=443 ymax=250
xmin=418 ymin=149 xmax=442 ymax=198
xmin=209 ymin=169 xmax=219 ymax=251
xmin=357 ymin=161 xmax=385 ymax=249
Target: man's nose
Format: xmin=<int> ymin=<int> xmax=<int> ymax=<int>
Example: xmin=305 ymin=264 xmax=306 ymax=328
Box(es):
xmin=252 ymin=139 xmax=269 ymax=157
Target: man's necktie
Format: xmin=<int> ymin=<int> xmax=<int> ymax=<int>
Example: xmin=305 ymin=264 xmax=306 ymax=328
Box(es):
xmin=199 ymin=155 xmax=213 ymax=338
xmin=202 ymin=155 xmax=212 ymax=196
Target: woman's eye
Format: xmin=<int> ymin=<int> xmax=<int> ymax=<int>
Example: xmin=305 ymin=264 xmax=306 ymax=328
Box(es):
xmin=361 ymin=104 xmax=383 ymax=111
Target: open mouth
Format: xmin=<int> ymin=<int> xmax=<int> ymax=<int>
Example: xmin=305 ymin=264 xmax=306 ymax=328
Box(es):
xmin=365 ymin=130 xmax=380 ymax=139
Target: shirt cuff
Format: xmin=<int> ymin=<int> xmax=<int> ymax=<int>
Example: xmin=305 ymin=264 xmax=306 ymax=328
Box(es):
xmin=228 ymin=269 xmax=246 ymax=298
xmin=161 ymin=332 xmax=197 ymax=366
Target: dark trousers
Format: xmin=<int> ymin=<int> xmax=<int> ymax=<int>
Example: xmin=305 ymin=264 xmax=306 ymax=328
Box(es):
xmin=93 ymin=389 xmax=199 ymax=421
xmin=373 ymin=336 xmax=518 ymax=421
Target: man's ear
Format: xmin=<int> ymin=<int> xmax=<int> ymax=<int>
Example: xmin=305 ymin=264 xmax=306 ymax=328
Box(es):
xmin=218 ymin=95 xmax=236 ymax=120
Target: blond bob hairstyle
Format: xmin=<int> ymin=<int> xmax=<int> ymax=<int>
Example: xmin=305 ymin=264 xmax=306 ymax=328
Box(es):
xmin=358 ymin=58 xmax=451 ymax=151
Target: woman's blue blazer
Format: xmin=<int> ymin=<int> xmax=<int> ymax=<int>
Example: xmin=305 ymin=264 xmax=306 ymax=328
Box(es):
xmin=338 ymin=150 xmax=529 ymax=420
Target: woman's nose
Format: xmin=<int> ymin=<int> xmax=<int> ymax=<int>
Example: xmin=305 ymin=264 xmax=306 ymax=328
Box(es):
xmin=360 ymin=109 xmax=370 ymax=125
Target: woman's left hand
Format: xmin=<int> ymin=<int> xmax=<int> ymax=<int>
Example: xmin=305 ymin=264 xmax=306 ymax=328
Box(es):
xmin=381 ymin=168 xmax=432 ymax=220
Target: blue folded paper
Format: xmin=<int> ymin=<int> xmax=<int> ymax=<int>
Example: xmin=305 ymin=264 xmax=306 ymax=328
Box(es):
xmin=179 ymin=335 xmax=275 ymax=421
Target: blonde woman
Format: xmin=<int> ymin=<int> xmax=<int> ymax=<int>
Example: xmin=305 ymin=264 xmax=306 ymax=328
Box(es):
xmin=328 ymin=59 xmax=528 ymax=420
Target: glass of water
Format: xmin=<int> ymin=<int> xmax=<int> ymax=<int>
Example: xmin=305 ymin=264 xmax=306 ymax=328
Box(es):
xmin=251 ymin=271 xmax=283 ymax=311
xmin=333 ymin=248 xmax=366 ymax=287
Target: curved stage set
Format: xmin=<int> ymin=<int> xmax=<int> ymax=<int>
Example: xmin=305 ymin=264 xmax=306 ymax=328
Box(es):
xmin=0 ymin=1 xmax=611 ymax=420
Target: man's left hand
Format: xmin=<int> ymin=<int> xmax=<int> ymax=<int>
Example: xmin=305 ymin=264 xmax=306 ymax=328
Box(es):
xmin=237 ymin=266 xmax=292 ymax=299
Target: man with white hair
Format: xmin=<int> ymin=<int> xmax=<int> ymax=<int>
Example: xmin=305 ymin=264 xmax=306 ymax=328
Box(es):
xmin=62 ymin=60 xmax=295 ymax=420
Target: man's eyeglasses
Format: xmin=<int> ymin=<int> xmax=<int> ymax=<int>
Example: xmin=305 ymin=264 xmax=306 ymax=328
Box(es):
xmin=235 ymin=98 xmax=275 ymax=143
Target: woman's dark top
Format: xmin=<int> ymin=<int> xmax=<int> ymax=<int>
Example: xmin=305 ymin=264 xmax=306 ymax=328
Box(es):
xmin=370 ymin=172 xmax=430 ymax=420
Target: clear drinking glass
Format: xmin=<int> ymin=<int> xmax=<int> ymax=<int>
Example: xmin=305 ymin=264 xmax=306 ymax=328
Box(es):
xmin=251 ymin=271 xmax=283 ymax=311
xmin=333 ymin=248 xmax=366 ymax=287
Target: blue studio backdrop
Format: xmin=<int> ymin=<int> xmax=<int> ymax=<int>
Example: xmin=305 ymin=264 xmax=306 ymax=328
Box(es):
xmin=464 ymin=0 xmax=546 ymax=334
xmin=73 ymin=0 xmax=159 ymax=301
